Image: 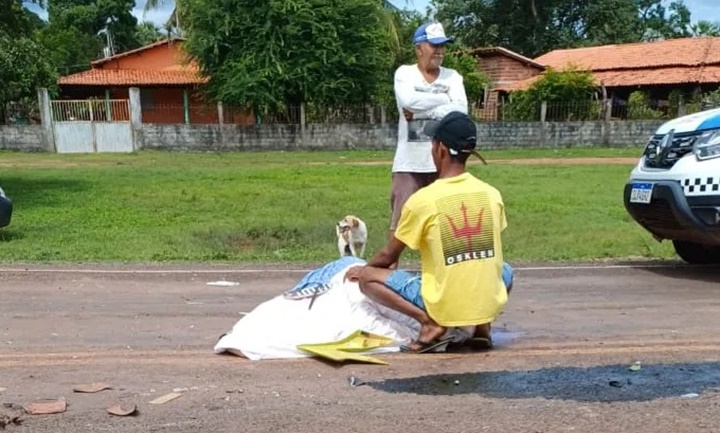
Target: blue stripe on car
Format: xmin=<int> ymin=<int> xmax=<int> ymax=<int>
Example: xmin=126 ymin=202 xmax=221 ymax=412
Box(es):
xmin=697 ymin=113 xmax=720 ymax=130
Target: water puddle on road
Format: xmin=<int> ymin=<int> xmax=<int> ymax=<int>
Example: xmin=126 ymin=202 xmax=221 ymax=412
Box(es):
xmin=369 ymin=362 xmax=720 ymax=402
xmin=486 ymin=330 xmax=522 ymax=347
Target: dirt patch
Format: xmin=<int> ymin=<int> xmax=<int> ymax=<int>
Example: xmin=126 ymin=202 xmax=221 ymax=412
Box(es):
xmin=486 ymin=157 xmax=638 ymax=165
xmin=308 ymin=157 xmax=638 ymax=166
xmin=0 ymin=161 xmax=126 ymax=168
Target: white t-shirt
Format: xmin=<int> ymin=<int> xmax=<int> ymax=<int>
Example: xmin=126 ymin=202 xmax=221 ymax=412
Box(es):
xmin=392 ymin=64 xmax=469 ymax=173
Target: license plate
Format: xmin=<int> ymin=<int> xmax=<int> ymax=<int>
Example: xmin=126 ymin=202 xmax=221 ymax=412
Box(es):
xmin=630 ymin=182 xmax=654 ymax=204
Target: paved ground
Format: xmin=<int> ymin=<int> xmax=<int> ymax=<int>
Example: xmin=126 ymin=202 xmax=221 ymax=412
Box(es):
xmin=0 ymin=156 xmax=639 ymax=169
xmin=2 ymin=261 xmax=720 ymax=432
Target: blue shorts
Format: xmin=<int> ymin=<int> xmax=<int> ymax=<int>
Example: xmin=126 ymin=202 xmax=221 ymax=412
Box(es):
xmin=385 ymin=270 xmax=425 ymax=310
xmin=384 ymin=262 xmax=515 ymax=311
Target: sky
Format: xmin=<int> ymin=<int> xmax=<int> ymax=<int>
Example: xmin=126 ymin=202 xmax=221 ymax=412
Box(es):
xmin=23 ymin=0 xmax=720 ymax=27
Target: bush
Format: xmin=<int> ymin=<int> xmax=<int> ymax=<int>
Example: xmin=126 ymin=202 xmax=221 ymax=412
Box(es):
xmin=503 ymin=66 xmax=599 ymax=121
xmin=680 ymin=89 xmax=720 ymax=115
xmin=626 ymin=91 xmax=664 ymax=120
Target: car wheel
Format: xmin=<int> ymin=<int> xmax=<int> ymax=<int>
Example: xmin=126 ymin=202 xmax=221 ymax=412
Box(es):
xmin=672 ymin=240 xmax=720 ymax=264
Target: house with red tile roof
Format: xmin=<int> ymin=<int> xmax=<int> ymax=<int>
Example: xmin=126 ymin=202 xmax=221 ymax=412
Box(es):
xmin=495 ymin=37 xmax=720 ymax=99
xmin=470 ymin=37 xmax=720 ymax=120
xmin=58 ymin=37 xmax=252 ymax=124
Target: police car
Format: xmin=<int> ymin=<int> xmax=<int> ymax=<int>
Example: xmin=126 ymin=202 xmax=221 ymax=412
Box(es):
xmin=0 ymin=186 xmax=11 ymax=228
xmin=624 ymin=107 xmax=720 ymax=264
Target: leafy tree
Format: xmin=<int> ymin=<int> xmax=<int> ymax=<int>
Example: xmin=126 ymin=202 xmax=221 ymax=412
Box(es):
xmin=0 ymin=1 xmax=55 ymax=122
xmin=0 ymin=29 xmax=57 ymax=122
xmin=182 ymin=0 xmax=396 ymax=112
xmin=36 ymin=26 xmax=104 ymax=75
xmin=38 ymin=0 xmax=141 ymax=74
xmin=3 ymin=0 xmax=43 ymax=36
xmin=646 ymin=0 xmax=692 ymax=39
xmin=143 ymin=0 xmax=406 ymax=37
xmin=690 ymin=20 xmax=720 ymax=37
xmin=135 ymin=21 xmax=167 ymax=46
xmin=584 ymin=0 xmax=644 ymax=45
xmin=432 ymin=0 xmax=694 ymax=58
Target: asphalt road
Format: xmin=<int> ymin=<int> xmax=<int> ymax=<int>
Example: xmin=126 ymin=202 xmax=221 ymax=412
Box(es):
xmin=2 ymin=261 xmax=720 ymax=433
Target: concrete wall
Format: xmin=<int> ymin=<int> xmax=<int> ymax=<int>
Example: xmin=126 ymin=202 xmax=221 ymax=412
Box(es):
xmin=0 ymin=125 xmax=51 ymax=152
xmin=138 ymin=120 xmax=664 ymax=151
xmin=1 ymin=120 xmax=665 ymax=153
xmin=476 ymin=120 xmax=665 ymax=149
xmin=139 ymin=123 xmax=399 ymax=151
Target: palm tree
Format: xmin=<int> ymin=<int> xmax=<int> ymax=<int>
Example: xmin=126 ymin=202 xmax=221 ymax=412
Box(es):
xmin=143 ymin=0 xmax=182 ymax=36
xmin=143 ymin=0 xmax=412 ymax=44
xmin=691 ymin=20 xmax=720 ymax=37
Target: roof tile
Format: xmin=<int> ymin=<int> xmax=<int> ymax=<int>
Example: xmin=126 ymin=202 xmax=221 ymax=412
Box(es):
xmin=495 ymin=65 xmax=720 ymax=92
xmin=535 ymin=37 xmax=720 ymax=71
xmin=496 ymin=37 xmax=720 ymax=92
xmin=58 ymin=69 xmax=207 ymax=86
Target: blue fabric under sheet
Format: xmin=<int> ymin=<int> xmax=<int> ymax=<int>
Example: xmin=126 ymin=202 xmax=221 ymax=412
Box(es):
xmin=284 ymin=256 xmax=367 ymax=299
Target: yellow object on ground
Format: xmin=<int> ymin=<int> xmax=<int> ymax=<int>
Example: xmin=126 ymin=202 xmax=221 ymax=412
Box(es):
xmin=297 ymin=330 xmax=395 ymax=365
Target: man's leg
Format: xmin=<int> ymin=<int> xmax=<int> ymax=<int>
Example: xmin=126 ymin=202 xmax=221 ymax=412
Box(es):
xmin=358 ymin=266 xmax=446 ymax=349
xmin=388 ymin=172 xmax=438 ymax=269
xmin=467 ymin=261 xmax=515 ymax=348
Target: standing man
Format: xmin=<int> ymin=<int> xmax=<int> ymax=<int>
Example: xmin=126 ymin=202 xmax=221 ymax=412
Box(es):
xmin=345 ymin=111 xmax=512 ymax=354
xmin=390 ymin=21 xmax=469 ymax=268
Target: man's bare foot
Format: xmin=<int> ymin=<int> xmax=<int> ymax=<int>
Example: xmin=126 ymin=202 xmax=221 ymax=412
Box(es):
xmin=403 ymin=320 xmax=447 ymax=352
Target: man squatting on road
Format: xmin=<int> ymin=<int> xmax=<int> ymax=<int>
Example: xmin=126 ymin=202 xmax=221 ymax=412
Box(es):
xmin=346 ymin=111 xmax=515 ymax=354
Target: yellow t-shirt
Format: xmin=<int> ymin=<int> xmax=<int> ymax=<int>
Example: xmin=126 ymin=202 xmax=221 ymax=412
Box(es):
xmin=394 ymin=172 xmax=509 ymax=327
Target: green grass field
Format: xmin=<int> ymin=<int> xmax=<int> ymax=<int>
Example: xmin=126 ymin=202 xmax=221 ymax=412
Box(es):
xmin=0 ymin=148 xmax=676 ymax=264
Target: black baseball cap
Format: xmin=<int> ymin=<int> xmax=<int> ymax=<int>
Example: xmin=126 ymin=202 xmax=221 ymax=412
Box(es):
xmin=423 ymin=111 xmax=487 ymax=165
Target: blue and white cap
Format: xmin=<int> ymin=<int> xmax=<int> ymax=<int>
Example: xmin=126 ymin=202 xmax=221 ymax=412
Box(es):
xmin=413 ymin=22 xmax=454 ymax=45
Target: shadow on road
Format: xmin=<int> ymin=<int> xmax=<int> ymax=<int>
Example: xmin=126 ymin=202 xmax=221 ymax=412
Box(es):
xmin=640 ymin=265 xmax=720 ymax=284
xmin=369 ymin=362 xmax=720 ymax=402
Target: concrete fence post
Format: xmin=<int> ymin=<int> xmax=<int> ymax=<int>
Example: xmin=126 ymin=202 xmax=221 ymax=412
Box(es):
xmin=37 ymin=88 xmax=56 ymax=152
xmin=540 ymin=101 xmax=548 ymax=147
xmin=678 ymin=94 xmax=686 ymax=117
xmin=217 ymin=101 xmax=224 ymax=125
xmin=300 ymin=102 xmax=307 ymax=146
xmin=602 ymin=99 xmax=612 ymax=146
xmin=129 ymin=87 xmax=142 ymax=151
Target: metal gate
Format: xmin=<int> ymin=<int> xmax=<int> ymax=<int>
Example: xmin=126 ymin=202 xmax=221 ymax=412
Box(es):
xmin=50 ymin=99 xmax=134 ymax=153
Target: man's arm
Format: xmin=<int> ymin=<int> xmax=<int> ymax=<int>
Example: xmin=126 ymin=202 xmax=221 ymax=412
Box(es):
xmin=394 ymin=67 xmax=451 ymax=113
xmin=366 ymin=236 xmax=407 ymax=268
xmin=415 ymin=72 xmax=469 ymax=120
xmin=344 ymin=236 xmax=406 ymax=282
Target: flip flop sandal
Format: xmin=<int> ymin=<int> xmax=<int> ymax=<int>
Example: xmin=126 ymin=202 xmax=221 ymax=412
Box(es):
xmin=446 ymin=336 xmax=493 ymax=352
xmin=400 ymin=337 xmax=454 ymax=354
xmin=465 ymin=336 xmax=493 ymax=351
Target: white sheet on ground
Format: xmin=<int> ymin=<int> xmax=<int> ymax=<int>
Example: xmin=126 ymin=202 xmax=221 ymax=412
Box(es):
xmin=214 ymin=261 xmax=473 ymax=360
